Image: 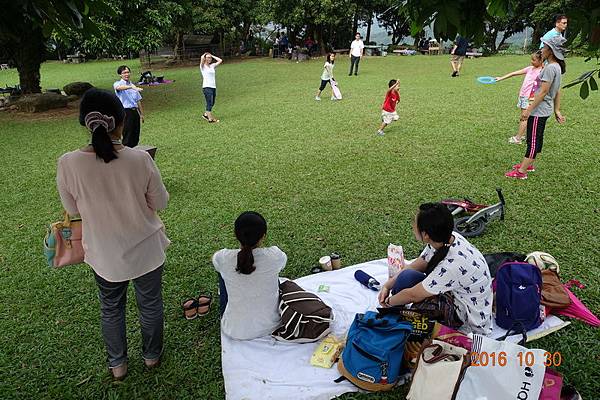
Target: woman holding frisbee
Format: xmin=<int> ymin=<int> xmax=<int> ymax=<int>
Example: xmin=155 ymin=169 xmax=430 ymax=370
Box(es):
xmin=200 ymin=52 xmax=223 ymax=122
xmin=505 ymin=36 xmax=566 ymax=179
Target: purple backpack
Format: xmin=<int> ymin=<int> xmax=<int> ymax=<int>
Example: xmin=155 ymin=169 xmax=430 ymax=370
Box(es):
xmin=494 ymin=262 xmax=543 ymax=335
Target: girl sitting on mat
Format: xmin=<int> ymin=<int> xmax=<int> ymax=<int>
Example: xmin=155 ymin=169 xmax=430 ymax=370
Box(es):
xmin=213 ymin=211 xmax=287 ymax=340
xmin=315 ymin=53 xmax=336 ymax=101
xmin=495 ymin=51 xmax=543 ymax=145
xmin=378 ymin=203 xmax=493 ymax=334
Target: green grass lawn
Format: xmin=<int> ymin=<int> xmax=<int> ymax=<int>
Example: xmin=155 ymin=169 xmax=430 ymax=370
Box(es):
xmin=0 ymin=54 xmax=599 ymax=399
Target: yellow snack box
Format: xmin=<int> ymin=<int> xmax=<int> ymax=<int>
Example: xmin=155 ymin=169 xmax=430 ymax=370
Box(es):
xmin=310 ymin=335 xmax=344 ymax=369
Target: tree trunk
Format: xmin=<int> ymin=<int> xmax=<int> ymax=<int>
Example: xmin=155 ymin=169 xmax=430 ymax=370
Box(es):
xmin=12 ymin=26 xmax=45 ymax=94
xmin=352 ymin=12 xmax=359 ymax=37
xmin=366 ymin=11 xmax=373 ymax=43
xmin=173 ymin=31 xmax=184 ymax=61
xmin=497 ymin=31 xmax=510 ymax=52
xmin=532 ymin=23 xmax=543 ymax=50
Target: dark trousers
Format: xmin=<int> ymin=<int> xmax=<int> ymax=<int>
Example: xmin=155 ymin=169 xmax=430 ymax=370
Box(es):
xmin=203 ymin=87 xmax=216 ymax=112
xmin=94 ymin=266 xmax=164 ymax=368
xmin=123 ymin=108 xmax=141 ymax=147
xmin=218 ymin=273 xmax=228 ymax=317
xmin=349 ymin=55 xmax=361 ymax=75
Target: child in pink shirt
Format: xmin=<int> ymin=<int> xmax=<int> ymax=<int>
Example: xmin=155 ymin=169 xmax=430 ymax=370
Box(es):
xmin=495 ymin=51 xmax=543 ymax=144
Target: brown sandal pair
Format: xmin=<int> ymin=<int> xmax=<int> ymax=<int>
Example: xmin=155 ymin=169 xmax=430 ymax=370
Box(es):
xmin=182 ymin=295 xmax=212 ymax=320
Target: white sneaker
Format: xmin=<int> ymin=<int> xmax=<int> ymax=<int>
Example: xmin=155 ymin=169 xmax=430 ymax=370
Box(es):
xmin=331 ymin=96 xmax=336 ymax=101
xmin=315 ymin=96 xmax=321 ymax=101
xmin=508 ymin=136 xmax=523 ymax=144
xmin=377 ymin=130 xmax=385 ymax=136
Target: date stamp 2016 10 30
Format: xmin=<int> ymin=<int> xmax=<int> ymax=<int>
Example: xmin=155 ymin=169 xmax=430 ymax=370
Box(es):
xmin=470 ymin=351 xmax=562 ymax=367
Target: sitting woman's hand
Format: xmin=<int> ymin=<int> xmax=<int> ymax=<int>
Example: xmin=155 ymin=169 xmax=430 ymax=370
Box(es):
xmin=378 ymin=286 xmax=390 ymax=307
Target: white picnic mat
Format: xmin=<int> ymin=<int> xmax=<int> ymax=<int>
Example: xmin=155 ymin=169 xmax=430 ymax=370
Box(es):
xmin=221 ymin=258 xmax=569 ymax=400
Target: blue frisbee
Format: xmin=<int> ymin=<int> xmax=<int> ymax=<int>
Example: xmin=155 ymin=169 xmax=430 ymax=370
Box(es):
xmin=477 ymin=76 xmax=497 ymax=84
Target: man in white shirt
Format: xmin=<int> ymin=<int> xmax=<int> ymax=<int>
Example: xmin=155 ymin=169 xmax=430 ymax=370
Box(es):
xmin=349 ymin=32 xmax=364 ymax=76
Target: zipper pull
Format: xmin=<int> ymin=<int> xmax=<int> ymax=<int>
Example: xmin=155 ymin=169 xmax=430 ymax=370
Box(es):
xmin=380 ymin=362 xmax=388 ymax=384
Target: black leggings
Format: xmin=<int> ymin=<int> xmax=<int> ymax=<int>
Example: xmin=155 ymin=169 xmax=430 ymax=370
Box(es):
xmin=318 ymin=79 xmax=330 ymax=91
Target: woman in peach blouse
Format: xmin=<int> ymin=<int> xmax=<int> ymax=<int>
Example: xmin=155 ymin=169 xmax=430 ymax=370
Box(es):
xmin=56 ymin=89 xmax=169 ymax=380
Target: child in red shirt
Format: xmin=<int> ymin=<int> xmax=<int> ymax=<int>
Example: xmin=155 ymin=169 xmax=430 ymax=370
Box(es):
xmin=377 ymin=79 xmax=400 ymax=136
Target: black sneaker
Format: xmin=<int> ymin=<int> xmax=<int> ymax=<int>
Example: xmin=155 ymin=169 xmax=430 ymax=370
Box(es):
xmin=451 ymin=71 xmax=458 ymax=77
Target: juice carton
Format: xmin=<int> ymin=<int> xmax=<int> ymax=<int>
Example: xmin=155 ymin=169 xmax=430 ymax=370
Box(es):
xmin=387 ymin=243 xmax=405 ymax=278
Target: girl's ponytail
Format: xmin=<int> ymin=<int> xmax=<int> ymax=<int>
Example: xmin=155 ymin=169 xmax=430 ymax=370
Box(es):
xmin=234 ymin=211 xmax=267 ymax=275
xmin=236 ymin=245 xmax=256 ymax=275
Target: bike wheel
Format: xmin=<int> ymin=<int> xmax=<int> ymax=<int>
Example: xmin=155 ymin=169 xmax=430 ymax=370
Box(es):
xmin=454 ymin=216 xmax=486 ymax=238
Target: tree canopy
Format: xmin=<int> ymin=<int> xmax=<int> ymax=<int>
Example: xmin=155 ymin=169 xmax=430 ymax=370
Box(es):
xmin=1 ymin=0 xmax=598 ymax=96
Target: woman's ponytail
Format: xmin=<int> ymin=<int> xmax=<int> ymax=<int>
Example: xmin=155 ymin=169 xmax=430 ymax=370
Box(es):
xmin=91 ymin=125 xmax=118 ymax=163
xmin=79 ymin=89 xmax=125 ymax=163
xmin=416 ymin=203 xmax=455 ymax=275
xmin=425 ymin=243 xmax=451 ymax=275
xmin=234 ymin=211 xmax=268 ymax=275
xmin=557 ymin=59 xmax=566 ymax=74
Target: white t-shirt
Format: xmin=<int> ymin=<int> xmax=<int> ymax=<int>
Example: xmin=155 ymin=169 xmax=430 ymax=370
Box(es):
xmin=351 ymin=40 xmax=364 ymax=57
xmin=420 ymin=232 xmax=493 ymax=335
xmin=321 ymin=62 xmax=334 ymax=80
xmin=213 ymin=246 xmax=287 ymax=340
xmin=201 ymin=64 xmax=216 ymax=88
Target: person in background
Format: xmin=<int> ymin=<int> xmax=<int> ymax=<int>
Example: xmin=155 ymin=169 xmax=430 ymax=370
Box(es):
xmin=349 ymin=32 xmax=364 ymax=76
xmin=376 ymin=79 xmax=400 ymax=136
xmin=495 ymin=51 xmax=544 ymax=145
xmin=540 ymin=14 xmax=568 ymax=48
xmin=450 ymin=35 xmax=468 ymax=77
xmin=273 ymin=33 xmax=280 ymax=58
xmin=200 ymin=52 xmax=223 ymax=123
xmin=113 ymin=65 xmax=144 ymax=147
xmin=280 ymin=33 xmax=289 ymax=58
xmin=213 ymin=212 xmax=287 ymax=340
xmin=57 ymin=89 xmax=169 ymax=380
xmin=506 ymin=35 xmax=566 ymax=179
xmin=315 ymin=53 xmax=336 ymax=101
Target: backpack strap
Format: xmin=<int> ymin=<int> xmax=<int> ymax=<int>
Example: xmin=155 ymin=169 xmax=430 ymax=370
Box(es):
xmin=498 ymin=321 xmax=527 ymax=345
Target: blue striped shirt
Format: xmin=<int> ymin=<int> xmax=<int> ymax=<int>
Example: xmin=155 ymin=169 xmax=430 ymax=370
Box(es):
xmin=113 ymin=79 xmax=142 ymax=109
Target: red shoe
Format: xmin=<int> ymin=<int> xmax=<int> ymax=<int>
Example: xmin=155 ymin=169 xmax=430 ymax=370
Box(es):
xmin=505 ymin=169 xmax=528 ymax=179
xmin=512 ymin=163 xmax=535 ymax=172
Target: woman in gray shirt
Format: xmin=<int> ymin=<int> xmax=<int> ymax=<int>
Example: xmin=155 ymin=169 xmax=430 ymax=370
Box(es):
xmin=505 ymin=35 xmax=566 ymax=180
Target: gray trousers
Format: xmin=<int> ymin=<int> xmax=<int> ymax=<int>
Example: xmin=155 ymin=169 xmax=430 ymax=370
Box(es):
xmin=94 ymin=265 xmax=164 ymax=368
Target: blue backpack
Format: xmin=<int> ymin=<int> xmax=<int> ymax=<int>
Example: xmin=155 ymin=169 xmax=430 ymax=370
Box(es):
xmin=494 ymin=262 xmax=542 ymax=339
xmin=336 ymin=311 xmax=412 ymax=391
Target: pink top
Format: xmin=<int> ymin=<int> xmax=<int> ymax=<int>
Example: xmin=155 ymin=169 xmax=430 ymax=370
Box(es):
xmin=57 ymin=147 xmax=170 ymax=282
xmin=519 ymin=66 xmax=542 ymax=98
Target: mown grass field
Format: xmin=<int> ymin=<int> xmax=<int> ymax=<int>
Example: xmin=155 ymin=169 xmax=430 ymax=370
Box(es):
xmin=0 ymin=54 xmax=598 ymax=399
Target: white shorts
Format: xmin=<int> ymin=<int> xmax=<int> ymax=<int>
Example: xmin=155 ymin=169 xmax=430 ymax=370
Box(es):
xmin=381 ymin=111 xmax=399 ymax=124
